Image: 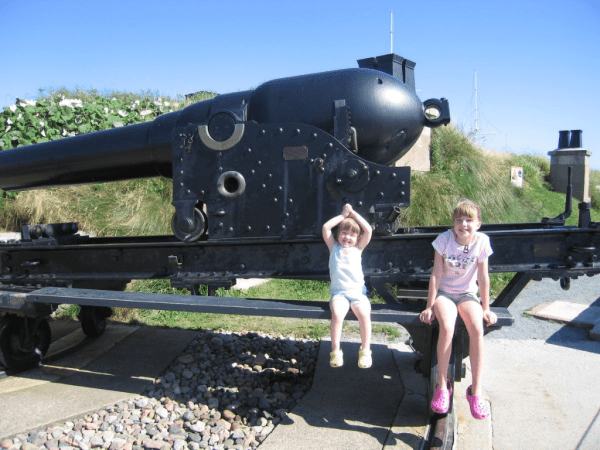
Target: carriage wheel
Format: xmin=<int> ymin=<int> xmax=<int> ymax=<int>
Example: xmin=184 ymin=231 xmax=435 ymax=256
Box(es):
xmin=0 ymin=315 xmax=51 ymax=372
xmin=78 ymin=305 xmax=112 ymax=338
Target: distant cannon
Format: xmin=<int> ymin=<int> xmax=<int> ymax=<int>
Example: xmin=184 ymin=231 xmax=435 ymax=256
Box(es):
xmin=0 ymin=54 xmax=449 ymax=241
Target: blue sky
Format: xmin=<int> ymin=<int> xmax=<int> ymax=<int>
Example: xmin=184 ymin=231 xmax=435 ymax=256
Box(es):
xmin=1 ymin=0 xmax=599 ymax=168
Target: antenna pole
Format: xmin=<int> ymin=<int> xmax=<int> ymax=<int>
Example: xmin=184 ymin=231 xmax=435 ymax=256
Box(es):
xmin=390 ymin=11 xmax=393 ymax=53
xmin=475 ymin=70 xmax=479 ymax=134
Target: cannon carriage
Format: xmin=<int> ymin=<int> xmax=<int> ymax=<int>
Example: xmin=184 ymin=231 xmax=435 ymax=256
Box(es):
xmin=0 ymin=54 xmax=597 ymax=436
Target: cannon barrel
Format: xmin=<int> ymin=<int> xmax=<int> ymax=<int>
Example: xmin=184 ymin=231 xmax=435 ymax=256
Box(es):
xmin=0 ymin=54 xmax=448 ymax=192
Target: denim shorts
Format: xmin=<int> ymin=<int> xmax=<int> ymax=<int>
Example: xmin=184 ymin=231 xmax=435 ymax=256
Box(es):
xmin=437 ymin=290 xmax=481 ymax=306
xmin=330 ymin=287 xmax=370 ymax=308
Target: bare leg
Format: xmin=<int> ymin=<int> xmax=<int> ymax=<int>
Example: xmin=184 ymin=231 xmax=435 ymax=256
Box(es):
xmin=351 ymin=300 xmax=372 ymax=350
xmin=433 ymin=296 xmax=458 ymax=389
xmin=458 ymin=300 xmax=485 ymax=396
xmin=330 ymin=297 xmax=350 ymax=351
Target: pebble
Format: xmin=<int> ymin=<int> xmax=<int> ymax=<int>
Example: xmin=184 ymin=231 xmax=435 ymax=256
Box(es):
xmin=3 ymin=330 xmax=318 ymax=450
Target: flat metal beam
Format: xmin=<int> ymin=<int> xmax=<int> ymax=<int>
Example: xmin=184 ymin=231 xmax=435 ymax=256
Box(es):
xmin=20 ymin=287 xmax=514 ymax=326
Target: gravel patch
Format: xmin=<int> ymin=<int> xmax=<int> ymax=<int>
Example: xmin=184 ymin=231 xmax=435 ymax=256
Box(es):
xmin=1 ymin=329 xmax=320 ymax=450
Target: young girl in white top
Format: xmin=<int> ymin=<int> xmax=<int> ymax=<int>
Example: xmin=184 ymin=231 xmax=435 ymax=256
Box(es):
xmin=322 ymin=204 xmax=373 ymax=369
xmin=419 ymin=199 xmax=497 ymax=419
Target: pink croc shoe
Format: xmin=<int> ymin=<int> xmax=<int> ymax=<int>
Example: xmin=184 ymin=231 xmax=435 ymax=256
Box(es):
xmin=431 ymin=380 xmax=453 ymax=414
xmin=466 ymin=385 xmax=490 ymax=419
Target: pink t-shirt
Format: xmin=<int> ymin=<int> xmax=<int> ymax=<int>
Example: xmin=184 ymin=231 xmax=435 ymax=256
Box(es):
xmin=432 ymin=230 xmax=493 ymax=295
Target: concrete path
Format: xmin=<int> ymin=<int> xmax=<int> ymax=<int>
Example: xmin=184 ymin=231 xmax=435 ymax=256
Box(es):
xmin=0 ymin=323 xmax=197 ymax=439
xmin=261 ymin=339 xmax=428 ymax=450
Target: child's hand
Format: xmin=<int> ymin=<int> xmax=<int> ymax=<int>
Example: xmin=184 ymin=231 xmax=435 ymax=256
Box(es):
xmin=483 ymin=309 xmax=497 ymax=326
xmin=419 ymin=307 xmax=435 ymax=325
xmin=342 ymin=204 xmax=353 ymax=217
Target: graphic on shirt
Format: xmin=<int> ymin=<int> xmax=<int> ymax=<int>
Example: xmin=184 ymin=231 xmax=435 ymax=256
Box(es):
xmin=444 ymin=253 xmax=476 ymax=274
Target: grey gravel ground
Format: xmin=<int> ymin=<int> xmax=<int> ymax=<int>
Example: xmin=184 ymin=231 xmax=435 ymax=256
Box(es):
xmin=488 ymin=274 xmax=600 ymax=346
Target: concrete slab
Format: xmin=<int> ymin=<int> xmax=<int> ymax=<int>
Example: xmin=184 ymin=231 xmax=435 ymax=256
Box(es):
xmin=385 ymin=343 xmax=428 ymax=449
xmin=529 ymin=301 xmax=600 ymax=326
xmin=485 ymin=338 xmax=600 ymax=449
xmin=0 ymin=325 xmax=197 ymax=439
xmin=260 ymin=338 xmax=414 ymax=450
xmin=529 ymin=301 xmax=600 ymax=341
xmin=454 ymin=361 xmax=492 ymax=450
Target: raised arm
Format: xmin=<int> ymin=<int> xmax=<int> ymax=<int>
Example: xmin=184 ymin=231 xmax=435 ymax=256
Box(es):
xmin=322 ymin=210 xmax=348 ymax=252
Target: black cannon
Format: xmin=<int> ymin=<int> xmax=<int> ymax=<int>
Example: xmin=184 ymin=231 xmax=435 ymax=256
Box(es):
xmin=0 ymin=54 xmax=449 ymax=241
